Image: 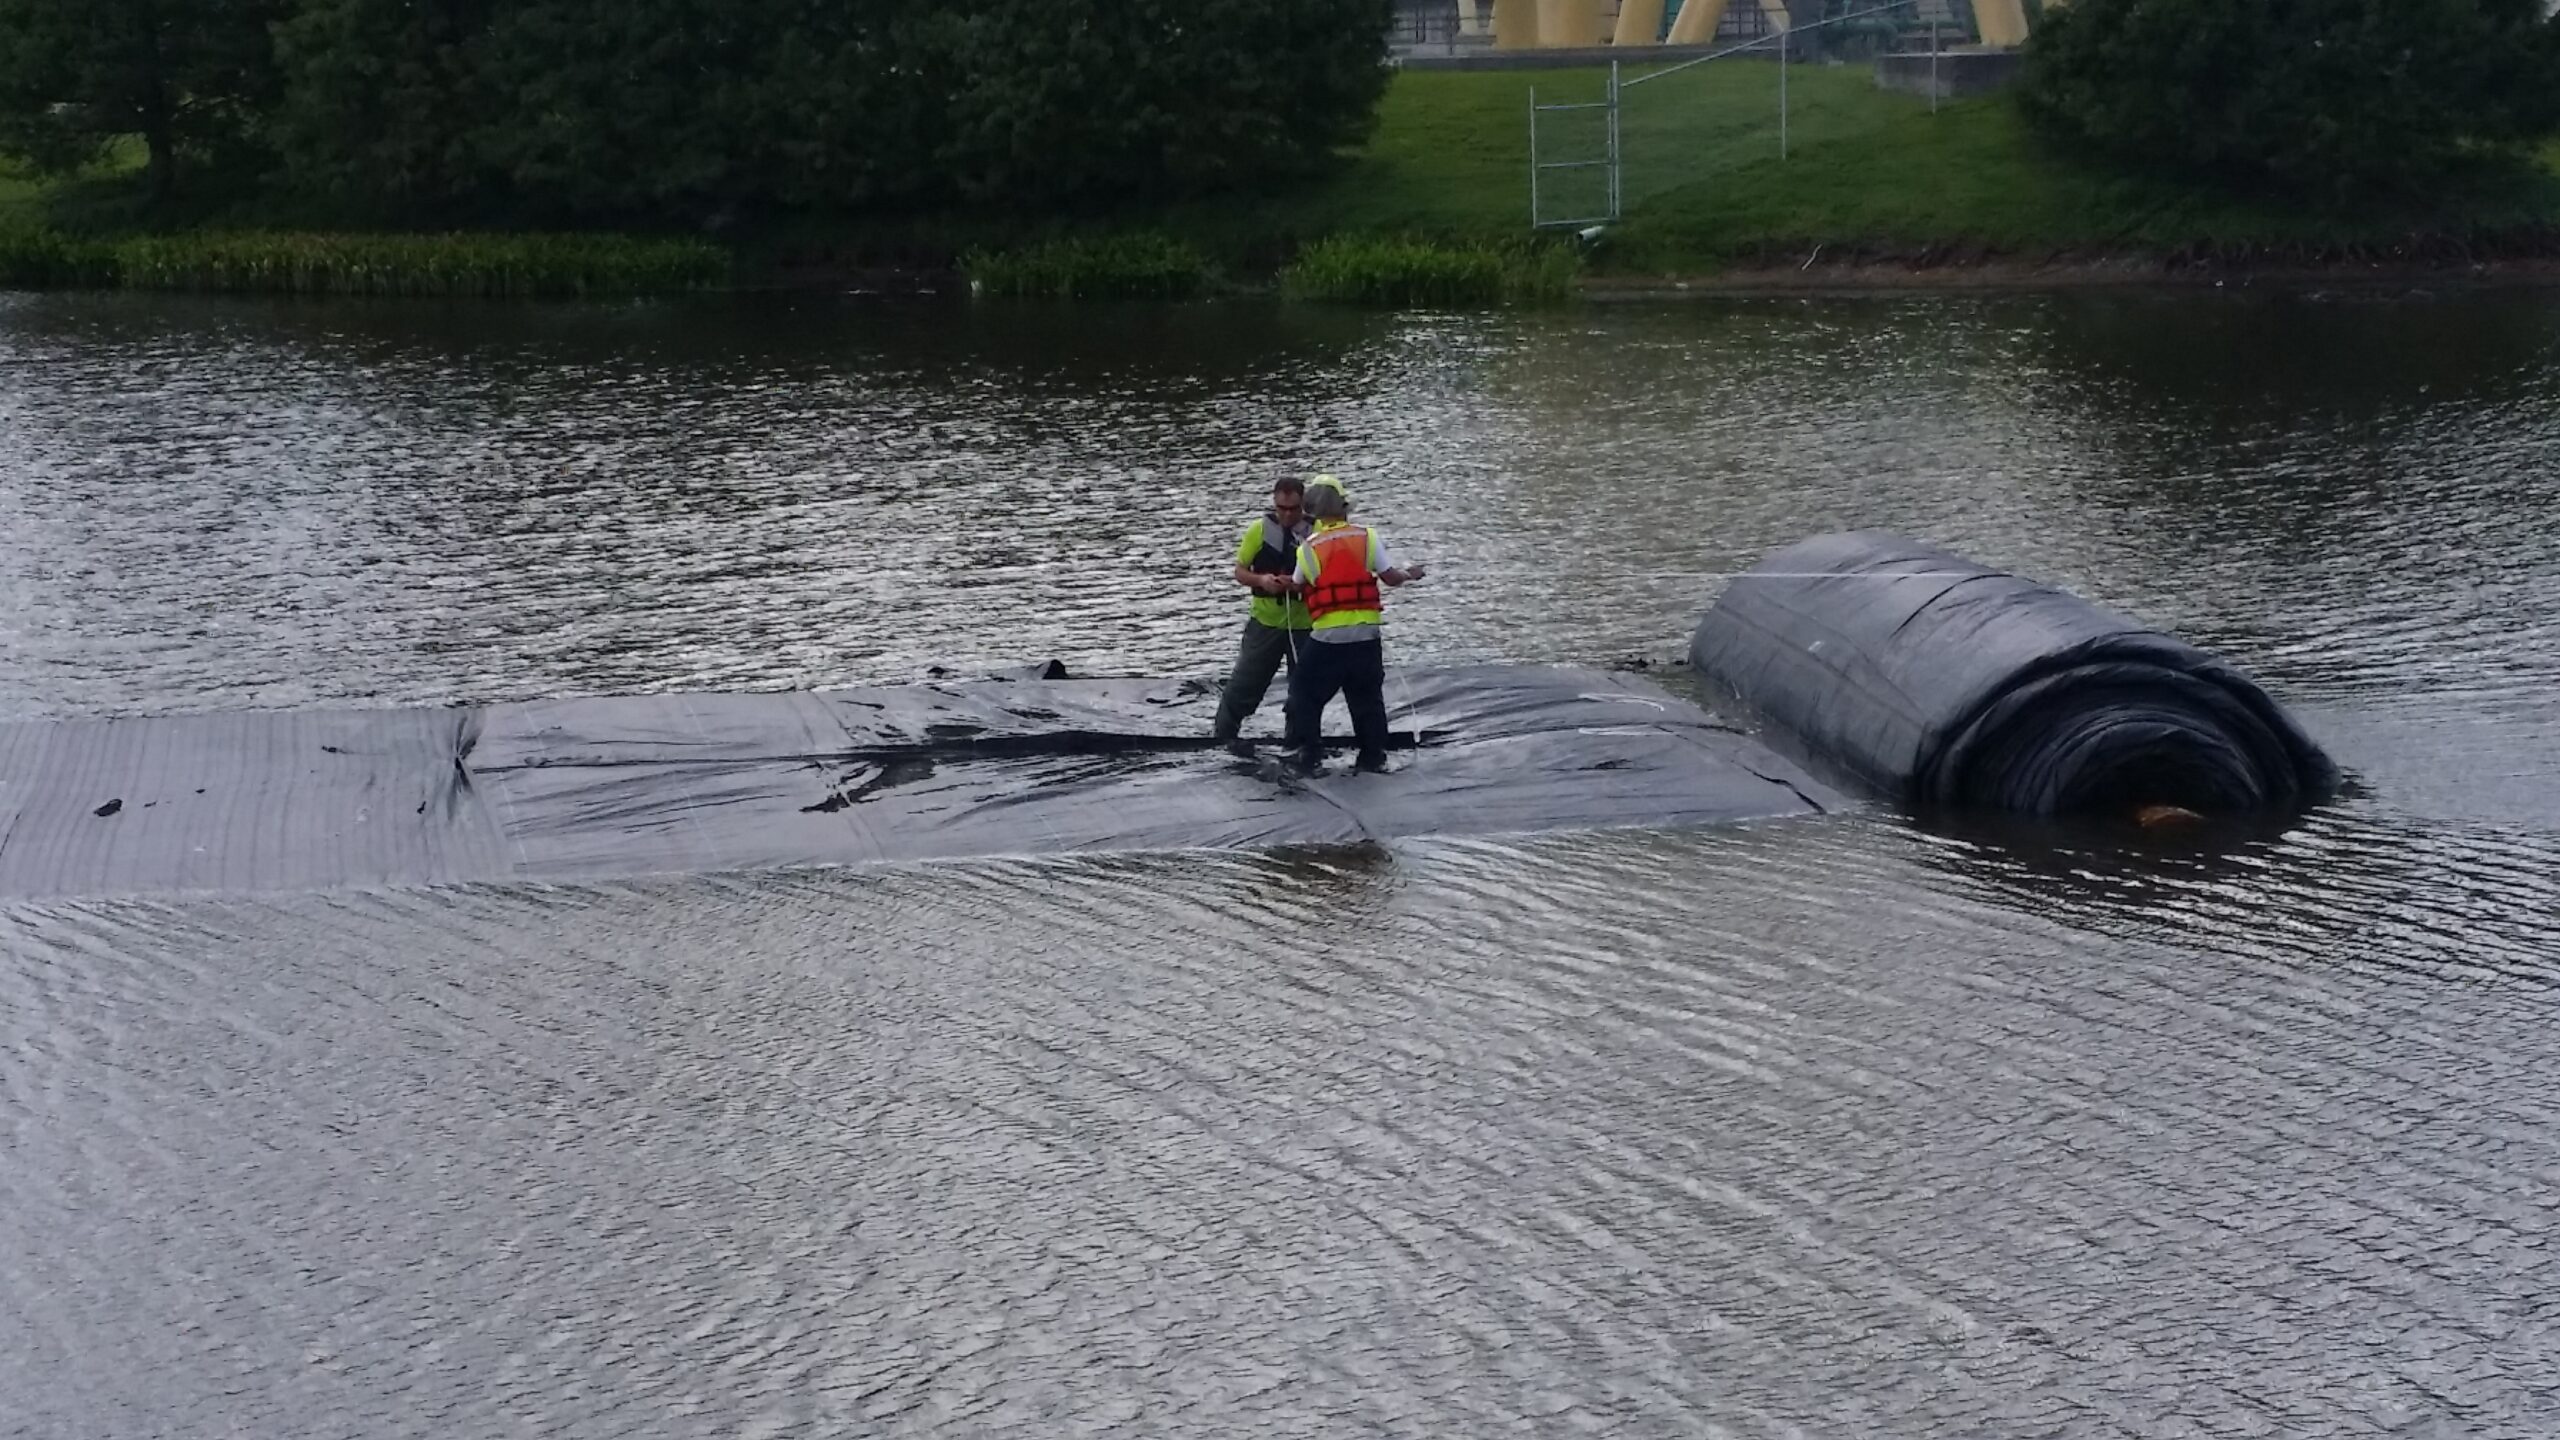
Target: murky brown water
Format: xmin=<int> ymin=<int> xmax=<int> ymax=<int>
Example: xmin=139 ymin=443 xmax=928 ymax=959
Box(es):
xmin=4 ymin=286 xmax=2557 ymax=1437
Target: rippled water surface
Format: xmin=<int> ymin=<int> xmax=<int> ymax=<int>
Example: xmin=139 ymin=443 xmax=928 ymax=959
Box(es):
xmin=4 ymin=287 xmax=2558 ymax=1437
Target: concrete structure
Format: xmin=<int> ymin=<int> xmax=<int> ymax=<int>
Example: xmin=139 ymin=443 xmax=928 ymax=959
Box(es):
xmin=1534 ymin=0 xmax=1602 ymax=45
xmin=1419 ymin=0 xmax=1763 ymax=50
xmin=1387 ymin=0 xmax=2032 ymax=54
xmin=1873 ymin=45 xmax=2022 ymax=98
xmin=1398 ymin=40 xmax=1764 ymax=70
xmin=1612 ymin=0 xmax=1666 ymax=46
xmin=1971 ymin=0 xmax=2032 ymax=47
xmin=1391 ymin=0 xmax=1488 ymax=53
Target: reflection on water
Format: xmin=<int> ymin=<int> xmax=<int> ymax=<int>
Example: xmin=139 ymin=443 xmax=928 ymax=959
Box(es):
xmin=4 ymin=285 xmax=2558 ymax=1438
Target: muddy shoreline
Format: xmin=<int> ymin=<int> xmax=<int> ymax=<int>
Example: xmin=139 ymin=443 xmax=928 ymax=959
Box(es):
xmin=751 ymin=244 xmax=2560 ymax=301
xmin=1582 ymin=252 xmax=2560 ymax=298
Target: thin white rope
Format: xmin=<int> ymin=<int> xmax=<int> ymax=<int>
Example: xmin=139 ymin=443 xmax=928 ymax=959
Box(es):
xmin=1393 ymin=666 xmax=1423 ymax=758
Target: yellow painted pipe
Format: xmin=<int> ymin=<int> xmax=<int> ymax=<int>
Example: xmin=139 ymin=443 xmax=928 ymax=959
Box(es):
xmin=1665 ymin=0 xmax=1729 ymax=43
xmin=1613 ymin=0 xmax=1667 ymax=46
xmin=1536 ymin=0 xmax=1601 ymax=46
xmin=1494 ymin=0 xmax=1540 ymax=48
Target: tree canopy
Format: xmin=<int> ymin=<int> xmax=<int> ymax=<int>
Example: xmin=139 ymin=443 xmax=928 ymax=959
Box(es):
xmin=0 ymin=0 xmax=1394 ymax=223
xmin=2017 ymin=0 xmax=2560 ymax=204
xmin=0 ymin=0 xmax=285 ymax=201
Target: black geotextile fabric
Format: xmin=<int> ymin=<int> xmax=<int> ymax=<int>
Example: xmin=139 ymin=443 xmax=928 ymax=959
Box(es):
xmin=1688 ymin=532 xmax=2341 ymax=818
xmin=0 ymin=664 xmax=1842 ymax=903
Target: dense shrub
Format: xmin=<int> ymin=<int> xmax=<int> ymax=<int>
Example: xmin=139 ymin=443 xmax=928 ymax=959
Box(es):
xmin=1279 ymin=234 xmax=1578 ymax=306
xmin=962 ymin=233 xmax=1213 ymax=299
xmin=2017 ymin=0 xmax=2560 ymax=203
xmin=0 ymin=221 xmax=119 ymax=285
xmin=0 ymin=225 xmax=724 ymax=293
xmin=109 ymin=230 xmax=728 ymax=295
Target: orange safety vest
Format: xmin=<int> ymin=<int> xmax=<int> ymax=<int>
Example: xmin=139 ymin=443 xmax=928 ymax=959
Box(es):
xmin=1302 ymin=525 xmax=1382 ymax=624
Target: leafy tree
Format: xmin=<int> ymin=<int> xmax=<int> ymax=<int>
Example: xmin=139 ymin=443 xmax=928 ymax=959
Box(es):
xmin=457 ymin=0 xmax=945 ymax=223
xmin=2017 ymin=0 xmax=2560 ymax=204
xmin=266 ymin=0 xmax=1393 ymax=224
xmin=0 ymin=0 xmax=284 ymax=204
xmin=267 ymin=0 xmax=504 ymax=221
xmin=926 ymin=0 xmax=1394 ymax=209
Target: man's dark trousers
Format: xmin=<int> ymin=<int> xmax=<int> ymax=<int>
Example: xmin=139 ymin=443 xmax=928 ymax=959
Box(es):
xmin=1283 ymin=635 xmax=1390 ymax=771
xmin=1212 ymin=619 xmax=1302 ymax=741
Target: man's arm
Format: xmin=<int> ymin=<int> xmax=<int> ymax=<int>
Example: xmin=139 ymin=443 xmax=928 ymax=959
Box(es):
xmin=1374 ymin=532 xmax=1425 ymax=586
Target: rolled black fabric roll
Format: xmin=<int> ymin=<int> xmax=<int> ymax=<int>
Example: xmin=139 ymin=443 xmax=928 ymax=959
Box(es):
xmin=1689 ymin=532 xmax=2340 ymax=818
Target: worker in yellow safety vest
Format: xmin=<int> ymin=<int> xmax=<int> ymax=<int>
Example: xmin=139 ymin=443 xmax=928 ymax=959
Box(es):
xmin=1280 ymin=474 xmax=1425 ymax=773
xmin=1212 ymin=473 xmax=1314 ymax=748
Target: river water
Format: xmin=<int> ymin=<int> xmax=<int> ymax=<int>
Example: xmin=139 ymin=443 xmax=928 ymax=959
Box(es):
xmin=3 ymin=286 xmax=2556 ymax=1437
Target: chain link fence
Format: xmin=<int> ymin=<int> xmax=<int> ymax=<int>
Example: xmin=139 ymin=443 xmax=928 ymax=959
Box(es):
xmin=1530 ymin=0 xmax=1982 ymax=230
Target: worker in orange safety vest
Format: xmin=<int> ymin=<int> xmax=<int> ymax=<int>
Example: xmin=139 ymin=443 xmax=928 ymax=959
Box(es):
xmin=1279 ymin=474 xmax=1425 ymax=773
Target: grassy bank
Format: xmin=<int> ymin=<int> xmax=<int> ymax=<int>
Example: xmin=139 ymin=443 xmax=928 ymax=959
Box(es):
xmin=12 ymin=62 xmax=2560 ymax=300
xmin=1229 ymin=63 xmax=2560 ymax=273
xmin=780 ymin=63 xmax=2560 ymax=296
